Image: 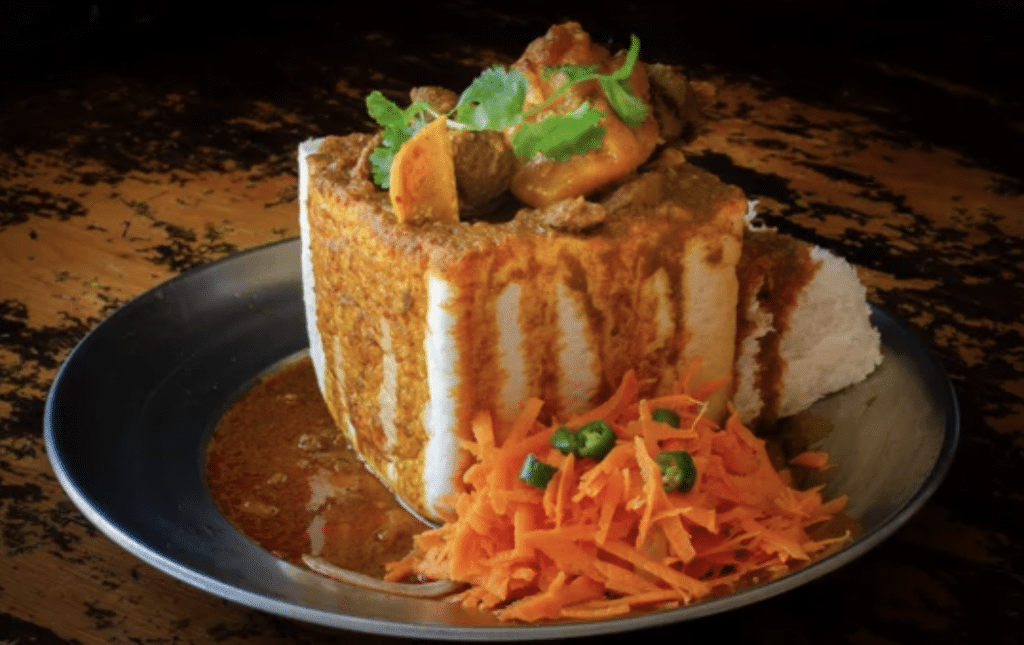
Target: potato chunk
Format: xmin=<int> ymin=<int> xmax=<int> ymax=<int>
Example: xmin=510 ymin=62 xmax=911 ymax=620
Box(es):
xmin=507 ymin=22 xmax=660 ymax=208
xmin=389 ymin=117 xmax=459 ymax=225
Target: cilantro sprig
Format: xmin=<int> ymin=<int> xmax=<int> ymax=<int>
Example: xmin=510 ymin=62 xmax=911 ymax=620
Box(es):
xmin=452 ymin=66 xmax=529 ymax=131
xmin=540 ymin=34 xmax=647 ymax=130
xmin=364 ymin=93 xmax=442 ymax=188
xmin=365 ymin=34 xmax=648 ymax=189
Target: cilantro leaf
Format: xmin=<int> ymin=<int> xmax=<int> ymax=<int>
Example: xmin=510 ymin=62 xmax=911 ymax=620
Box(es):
xmin=601 ymin=35 xmax=648 ymax=127
xmin=368 ymin=145 xmax=396 ymax=189
xmin=454 ymin=66 xmax=528 ymax=130
xmin=601 ymin=35 xmax=648 ymax=128
xmin=365 ymin=91 xmax=437 ymax=188
xmin=522 ymin=33 xmax=646 ymax=129
xmin=511 ymin=104 xmax=606 ymax=162
xmin=600 ymin=77 xmax=648 ymax=128
xmin=366 ymin=90 xmax=406 ymax=128
xmin=546 ymin=63 xmax=599 ymax=83
xmin=609 ymin=34 xmax=642 ymax=82
xmin=363 ymin=35 xmax=650 ymax=188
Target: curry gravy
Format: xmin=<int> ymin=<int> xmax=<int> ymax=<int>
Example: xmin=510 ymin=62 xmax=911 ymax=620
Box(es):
xmin=205 ymin=355 xmax=428 ymax=578
xmin=205 ymin=354 xmax=857 ymax=587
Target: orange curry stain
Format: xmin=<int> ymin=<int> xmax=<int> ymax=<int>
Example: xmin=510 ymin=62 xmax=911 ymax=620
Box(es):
xmin=205 ymin=356 xmax=428 ymax=578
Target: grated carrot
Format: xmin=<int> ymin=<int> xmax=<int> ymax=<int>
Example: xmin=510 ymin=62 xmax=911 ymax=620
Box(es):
xmin=384 ymin=369 xmax=852 ymax=622
xmin=789 ymin=450 xmax=833 ymax=470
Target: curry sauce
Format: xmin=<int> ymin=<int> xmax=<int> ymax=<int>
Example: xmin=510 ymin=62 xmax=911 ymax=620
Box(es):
xmin=205 ymin=355 xmax=428 ymax=578
xmin=205 ymin=354 xmax=857 ymax=595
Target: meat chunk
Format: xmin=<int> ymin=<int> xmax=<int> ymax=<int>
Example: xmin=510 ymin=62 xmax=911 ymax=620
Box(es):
xmin=409 ymin=86 xmax=459 ymax=114
xmin=450 ymin=130 xmax=518 ymax=213
xmin=646 ymin=63 xmax=715 ymax=144
xmin=408 ymin=87 xmax=518 ymax=214
xmin=527 ymin=196 xmax=607 ymax=232
xmin=506 ymin=22 xmax=660 ymax=208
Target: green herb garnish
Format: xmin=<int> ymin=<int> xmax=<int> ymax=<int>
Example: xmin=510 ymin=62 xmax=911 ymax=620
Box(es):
xmin=651 ymin=407 xmax=682 ymax=428
xmin=364 ymin=35 xmax=648 ymax=189
xmin=510 ymin=102 xmax=606 ymax=163
xmin=452 ymin=65 xmax=529 ymax=131
xmin=364 ymin=92 xmax=441 ymax=188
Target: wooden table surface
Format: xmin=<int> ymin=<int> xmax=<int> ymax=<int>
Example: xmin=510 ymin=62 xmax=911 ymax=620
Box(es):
xmin=2 ymin=2 xmax=1022 ymax=643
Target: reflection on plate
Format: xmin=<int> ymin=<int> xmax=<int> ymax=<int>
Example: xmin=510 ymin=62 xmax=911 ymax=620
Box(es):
xmin=44 ymin=239 xmax=959 ymax=641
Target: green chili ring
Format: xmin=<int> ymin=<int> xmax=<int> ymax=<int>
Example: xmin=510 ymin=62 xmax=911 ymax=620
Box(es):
xmin=550 ymin=427 xmax=577 ymax=455
xmin=519 ymin=453 xmax=557 ymax=489
xmin=655 ymin=450 xmax=697 ymax=493
xmin=651 ymin=407 xmax=682 ymax=428
xmin=574 ymin=420 xmax=617 ymax=460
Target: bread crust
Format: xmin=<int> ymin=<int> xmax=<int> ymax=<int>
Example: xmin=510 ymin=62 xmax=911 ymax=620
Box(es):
xmin=734 ymin=229 xmax=882 ymax=430
xmin=302 ymin=135 xmax=746 ymax=521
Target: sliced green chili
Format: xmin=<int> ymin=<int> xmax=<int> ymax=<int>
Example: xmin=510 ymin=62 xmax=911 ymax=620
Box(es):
xmin=651 ymin=407 xmax=681 ymax=428
xmin=550 ymin=427 xmax=577 ymax=455
xmin=519 ymin=453 xmax=557 ymax=489
xmin=575 ymin=419 xmax=617 ymax=460
xmin=655 ymin=450 xmax=697 ymax=493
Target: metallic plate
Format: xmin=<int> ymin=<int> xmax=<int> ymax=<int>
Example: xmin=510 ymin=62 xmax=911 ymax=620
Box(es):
xmin=44 ymin=238 xmax=959 ymax=640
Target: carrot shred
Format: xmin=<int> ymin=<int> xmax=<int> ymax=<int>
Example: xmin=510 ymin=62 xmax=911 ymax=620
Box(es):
xmin=565 ymin=370 xmax=639 ymax=426
xmin=789 ymin=450 xmax=833 ymax=470
xmin=594 ymin=469 xmax=624 ymax=545
xmin=470 ymin=409 xmax=495 ymax=455
xmin=384 ymin=367 xmax=853 ymax=622
xmin=505 ymin=397 xmax=545 ymax=444
xmin=554 ymin=453 xmax=576 ymax=528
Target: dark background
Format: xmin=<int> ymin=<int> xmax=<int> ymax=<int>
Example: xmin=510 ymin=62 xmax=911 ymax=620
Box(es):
xmin=3 ymin=1 xmax=1022 ymax=183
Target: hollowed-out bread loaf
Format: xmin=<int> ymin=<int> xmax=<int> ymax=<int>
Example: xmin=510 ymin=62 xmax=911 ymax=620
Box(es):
xmin=299 ymin=137 xmax=752 ymax=523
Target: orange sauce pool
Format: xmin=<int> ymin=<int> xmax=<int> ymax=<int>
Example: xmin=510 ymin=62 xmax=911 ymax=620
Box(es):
xmin=204 ymin=353 xmax=858 ymax=604
xmin=205 ymin=355 xmax=429 ymax=577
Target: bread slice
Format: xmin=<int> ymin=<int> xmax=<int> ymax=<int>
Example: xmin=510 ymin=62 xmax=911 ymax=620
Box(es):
xmin=299 ymin=137 xmax=748 ymax=522
xmin=733 ymin=228 xmax=883 ymax=430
